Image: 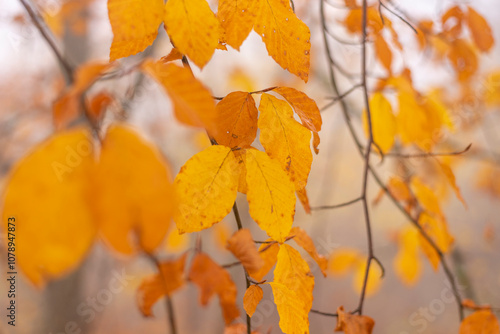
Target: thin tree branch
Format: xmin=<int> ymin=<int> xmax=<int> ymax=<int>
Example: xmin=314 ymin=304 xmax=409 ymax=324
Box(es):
xmin=18 ymin=0 xmax=74 ymax=84
xmin=310 ymin=309 xmax=338 ymax=317
xmin=379 ymin=1 xmax=418 ymax=34
xmin=311 ymin=196 xmax=362 ymax=211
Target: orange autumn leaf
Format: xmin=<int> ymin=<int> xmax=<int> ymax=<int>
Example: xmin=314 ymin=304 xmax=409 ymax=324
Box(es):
xmin=86 ymin=90 xmax=114 ymax=121
xmin=441 ymin=6 xmax=464 ymax=39
xmin=335 ymin=306 xmax=375 ymax=334
xmin=258 ymin=94 xmax=312 ymax=212
xmin=459 ymin=310 xmax=500 ymax=334
xmin=218 ymin=0 xmax=260 ymax=50
xmin=374 ymin=34 xmax=392 ymax=73
xmin=274 ymin=87 xmax=322 ymax=154
xmin=1 ymin=128 xmax=96 ymax=286
xmin=164 ymin=0 xmax=221 ymax=68
xmin=93 ymin=125 xmax=176 ymax=254
xmin=250 ymin=240 xmax=280 ymax=281
xmin=344 ymin=7 xmax=384 ymax=34
xmin=161 ymin=48 xmax=183 ymax=63
xmin=137 ymin=254 xmax=187 ymax=317
xmin=174 ymin=145 xmax=239 ymax=234
xmin=447 ymin=39 xmax=478 ymax=82
xmin=224 ymin=323 xmax=259 ymax=334
xmin=53 ymin=62 xmax=111 ymax=129
xmin=107 ymin=0 xmax=164 ymax=61
xmin=387 ymin=177 xmax=412 ymax=202
xmin=466 ymin=7 xmax=494 ymax=52
xmin=188 ymin=253 xmax=240 ymax=325
xmin=436 ymin=159 xmax=466 ymax=206
xmin=244 ymin=149 xmax=296 ymax=243
xmin=410 ymin=177 xmax=443 ymax=219
xmin=289 ymin=227 xmax=328 ymax=277
xmin=243 ymin=285 xmax=263 ymax=317
xmin=213 ymin=92 xmax=258 ymax=148
xmin=274 ymin=244 xmax=314 ymax=320
xmin=254 ymin=0 xmax=311 ymax=82
xmin=142 ymin=60 xmax=217 ymax=132
xmin=226 ymin=228 xmax=264 ymax=273
xmin=362 ymin=92 xmax=396 ymax=154
xmin=394 ymin=227 xmax=422 ymax=286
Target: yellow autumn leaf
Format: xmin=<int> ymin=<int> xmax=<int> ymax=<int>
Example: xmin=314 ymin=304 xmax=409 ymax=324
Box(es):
xmin=142 ymin=60 xmax=217 ymax=131
xmin=274 ymin=244 xmax=314 ymax=316
xmin=459 ymin=310 xmax=500 ymax=334
xmin=1 ymin=128 xmax=95 ymax=286
xmin=394 ymin=227 xmax=422 ymax=286
xmin=410 ymin=177 xmax=443 ymax=219
xmin=466 ymin=7 xmax=494 ymax=52
xmin=328 ymin=248 xmax=360 ymax=276
xmin=268 ymin=282 xmax=309 ymax=334
xmin=436 ymin=159 xmax=466 ymax=206
xmin=174 ymin=145 xmax=239 ymax=234
xmin=213 ymin=92 xmax=258 ymax=148
xmin=418 ymin=212 xmax=454 ymax=270
xmin=244 ymin=149 xmax=296 ymax=243
xmin=274 ymin=87 xmax=322 ymax=154
xmin=353 ymin=258 xmax=383 ymax=297
xmin=165 ymin=228 xmax=190 ymax=252
xmin=218 ymin=0 xmax=260 ymax=50
xmin=93 ymin=125 xmax=176 ymax=254
xmin=243 ymin=285 xmax=263 ymax=317
xmin=258 ymin=94 xmax=312 ymax=211
xmin=107 ymin=0 xmax=164 ymax=61
xmin=226 ymin=228 xmax=264 ymax=273
xmin=396 ymin=91 xmax=434 ymax=150
xmin=254 ymin=0 xmax=311 ymax=82
xmin=362 ymin=92 xmax=396 ymax=153
xmin=164 ymin=0 xmax=221 ymax=68
xmin=250 ymin=240 xmax=280 ymax=281
xmin=289 ymin=227 xmax=328 ymax=277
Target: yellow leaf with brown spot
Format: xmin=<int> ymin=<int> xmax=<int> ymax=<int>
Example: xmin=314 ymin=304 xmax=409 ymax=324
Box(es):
xmin=108 ymin=0 xmax=164 ymax=61
xmin=274 ymin=87 xmax=322 ymax=154
xmin=174 ymin=145 xmax=239 ymax=234
xmin=394 ymin=227 xmax=422 ymax=286
xmin=1 ymin=128 xmax=95 ymax=286
xmin=268 ymin=282 xmax=309 ymax=334
xmin=289 ymin=227 xmax=328 ymax=276
xmin=466 ymin=7 xmax=494 ymax=52
xmin=459 ymin=310 xmax=500 ymax=334
xmin=189 ymin=253 xmax=240 ymax=324
xmin=94 ymin=125 xmax=176 ymax=254
xmin=335 ymin=306 xmax=375 ymax=334
xmin=213 ymin=92 xmax=258 ymax=148
xmin=218 ymin=0 xmax=260 ymax=50
xmin=250 ymin=240 xmax=280 ymax=281
xmin=254 ymin=0 xmax=311 ymax=82
xmin=164 ymin=0 xmax=221 ymax=68
xmin=274 ymin=244 xmax=314 ymax=317
xmin=227 ymin=228 xmax=264 ymax=273
xmin=136 ymin=254 xmax=187 ymax=317
xmin=142 ymin=60 xmax=217 ymax=131
xmin=245 ymin=149 xmax=296 ymax=243
xmin=362 ymin=92 xmax=396 ymax=153
xmin=258 ymin=94 xmax=312 ymax=212
xmin=243 ymin=285 xmax=263 ymax=317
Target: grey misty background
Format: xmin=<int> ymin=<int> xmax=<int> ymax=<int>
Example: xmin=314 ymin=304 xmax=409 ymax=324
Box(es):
xmin=0 ymin=0 xmax=499 ymax=333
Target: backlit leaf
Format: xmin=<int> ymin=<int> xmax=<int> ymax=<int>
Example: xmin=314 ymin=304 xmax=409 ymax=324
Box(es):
xmin=418 ymin=212 xmax=454 ymax=270
xmin=226 ymin=228 xmax=264 ymax=273
xmin=137 ymin=254 xmax=187 ymax=317
xmin=362 ymin=92 xmax=396 ymax=153
xmin=274 ymin=87 xmax=322 ymax=154
xmin=1 ymin=128 xmax=95 ymax=286
xmin=447 ymin=39 xmax=478 ymax=82
xmin=189 ymin=253 xmax=240 ymax=324
xmin=107 ymin=0 xmax=164 ymax=61
xmin=243 ymin=285 xmax=263 ymax=317
xmin=93 ymin=125 xmax=175 ymax=254
xmin=142 ymin=60 xmax=217 ymax=131
xmin=254 ymin=0 xmax=311 ymax=82
xmin=268 ymin=282 xmax=309 ymax=334
xmin=258 ymin=94 xmax=312 ymax=211
xmin=213 ymin=92 xmax=258 ymax=148
xmin=394 ymin=227 xmax=422 ymax=286
xmin=218 ymin=0 xmax=260 ymax=50
xmin=174 ymin=145 xmax=239 ymax=234
xmin=164 ymin=0 xmax=221 ymax=68
xmin=245 ymin=149 xmax=296 ymax=243
xmin=250 ymin=240 xmax=280 ymax=281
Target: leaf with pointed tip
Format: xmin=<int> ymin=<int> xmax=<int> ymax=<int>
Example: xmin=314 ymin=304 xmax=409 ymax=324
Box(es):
xmin=243 ymin=285 xmax=263 ymax=317
xmin=289 ymin=227 xmax=328 ymax=277
xmin=218 ymin=0 xmax=260 ymax=50
xmin=268 ymin=282 xmax=309 ymax=334
xmin=466 ymin=7 xmax=494 ymax=52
